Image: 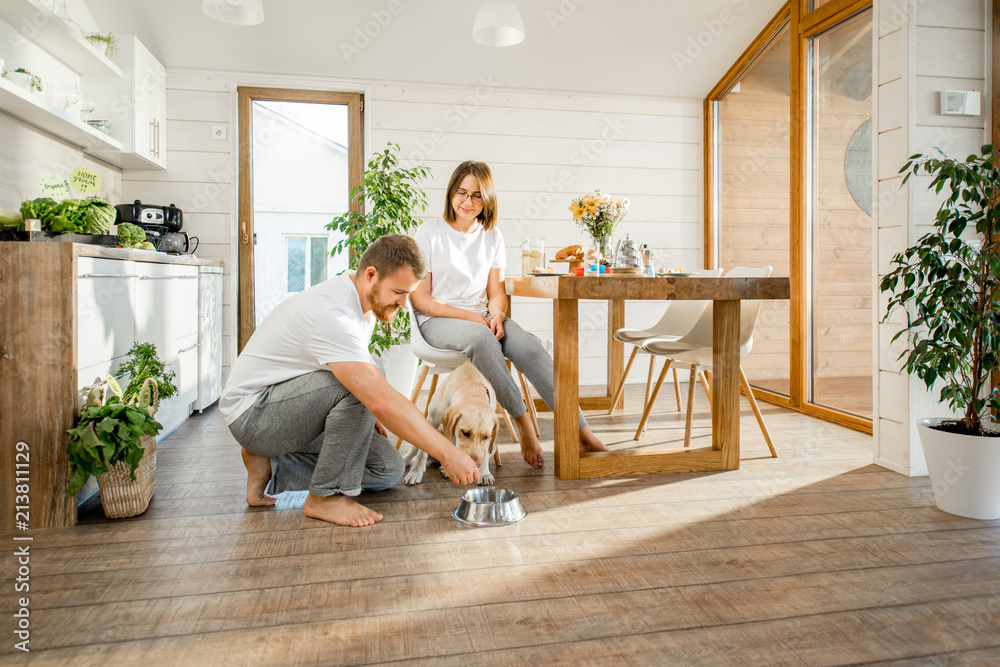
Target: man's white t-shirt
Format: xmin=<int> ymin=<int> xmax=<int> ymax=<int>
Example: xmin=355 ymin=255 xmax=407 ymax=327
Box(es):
xmin=412 ymin=216 xmax=506 ymax=324
xmin=218 ymin=273 xmax=376 ymax=425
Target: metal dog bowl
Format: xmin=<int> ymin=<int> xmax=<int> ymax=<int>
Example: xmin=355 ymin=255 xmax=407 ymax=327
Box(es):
xmin=453 ymin=487 xmax=527 ymax=526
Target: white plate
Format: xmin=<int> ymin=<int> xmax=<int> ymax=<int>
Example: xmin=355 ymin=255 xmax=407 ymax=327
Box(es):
xmin=656 ymin=271 xmax=696 ymax=278
xmin=530 ymin=271 xmax=570 ymax=276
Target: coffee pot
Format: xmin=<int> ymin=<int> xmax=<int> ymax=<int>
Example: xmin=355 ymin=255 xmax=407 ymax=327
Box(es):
xmin=613 ymin=234 xmax=644 ymax=270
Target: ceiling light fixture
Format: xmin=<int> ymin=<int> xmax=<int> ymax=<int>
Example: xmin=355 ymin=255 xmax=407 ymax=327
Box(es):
xmin=202 ymin=0 xmax=264 ymax=26
xmin=473 ymin=0 xmax=525 ymax=47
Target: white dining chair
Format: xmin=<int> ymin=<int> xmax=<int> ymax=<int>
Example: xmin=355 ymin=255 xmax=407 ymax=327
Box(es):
xmin=632 ymin=266 xmax=777 ymax=458
xmin=394 ymin=301 xmax=535 ymax=466
xmin=608 ymin=268 xmax=723 ymax=415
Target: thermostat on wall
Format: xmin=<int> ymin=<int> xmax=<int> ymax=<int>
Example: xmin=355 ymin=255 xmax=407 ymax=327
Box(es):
xmin=940 ymin=91 xmax=981 ymax=116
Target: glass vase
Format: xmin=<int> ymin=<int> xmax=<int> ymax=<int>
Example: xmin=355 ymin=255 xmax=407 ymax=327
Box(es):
xmin=592 ymin=236 xmax=612 ymax=266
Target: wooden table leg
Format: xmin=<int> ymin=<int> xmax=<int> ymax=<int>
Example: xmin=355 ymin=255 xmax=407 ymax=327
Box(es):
xmin=713 ymin=299 xmax=741 ymax=470
xmin=608 ymin=299 xmax=625 ymax=411
xmin=553 ymin=297 xmax=580 ymax=479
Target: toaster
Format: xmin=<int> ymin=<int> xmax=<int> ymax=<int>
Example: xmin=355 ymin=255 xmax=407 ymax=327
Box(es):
xmin=115 ymin=200 xmax=183 ymax=232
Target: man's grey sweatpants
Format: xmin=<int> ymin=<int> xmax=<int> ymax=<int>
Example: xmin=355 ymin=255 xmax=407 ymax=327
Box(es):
xmin=420 ymin=316 xmax=587 ymax=430
xmin=228 ymin=370 xmax=405 ymax=497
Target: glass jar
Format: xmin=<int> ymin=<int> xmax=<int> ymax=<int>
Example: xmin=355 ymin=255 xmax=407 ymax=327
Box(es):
xmin=520 ymin=237 xmax=545 ymax=274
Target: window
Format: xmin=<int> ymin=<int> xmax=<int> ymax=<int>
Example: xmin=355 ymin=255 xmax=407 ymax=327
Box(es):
xmin=285 ymin=235 xmax=328 ymax=293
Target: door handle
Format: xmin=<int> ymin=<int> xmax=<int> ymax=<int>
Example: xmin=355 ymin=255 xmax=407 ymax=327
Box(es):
xmin=149 ymin=119 xmax=156 ymax=155
xmin=241 ymin=221 xmax=249 ymax=245
xmin=178 ymin=343 xmax=200 ymax=354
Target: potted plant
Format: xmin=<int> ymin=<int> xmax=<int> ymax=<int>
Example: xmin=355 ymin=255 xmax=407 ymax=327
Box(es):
xmin=66 ymin=342 xmax=177 ymax=517
xmin=85 ymin=33 xmax=119 ymax=58
xmin=326 ymin=142 xmax=431 ymax=392
xmin=880 ymin=143 xmax=1000 ymax=520
xmin=3 ymin=67 xmax=43 ymax=94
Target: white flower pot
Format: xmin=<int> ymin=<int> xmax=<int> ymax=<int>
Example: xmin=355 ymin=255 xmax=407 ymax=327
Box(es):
xmin=379 ymin=343 xmax=419 ymax=397
xmin=917 ymin=418 xmax=1000 ymax=520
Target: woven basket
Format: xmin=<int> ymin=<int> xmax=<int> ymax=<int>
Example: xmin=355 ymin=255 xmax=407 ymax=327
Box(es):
xmin=96 ymin=378 xmax=159 ymax=519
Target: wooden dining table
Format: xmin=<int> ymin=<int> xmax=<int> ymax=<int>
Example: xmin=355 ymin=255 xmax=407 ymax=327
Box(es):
xmin=507 ymin=274 xmax=791 ymax=480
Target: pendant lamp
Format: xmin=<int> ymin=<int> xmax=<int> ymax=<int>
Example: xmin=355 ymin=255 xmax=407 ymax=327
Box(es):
xmin=202 ymin=0 xmax=264 ymax=26
xmin=473 ymin=0 xmax=525 ymax=47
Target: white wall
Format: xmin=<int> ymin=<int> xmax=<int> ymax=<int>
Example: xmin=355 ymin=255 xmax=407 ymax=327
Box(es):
xmin=125 ymin=68 xmax=704 ymax=387
xmin=873 ymin=0 xmax=989 ymax=475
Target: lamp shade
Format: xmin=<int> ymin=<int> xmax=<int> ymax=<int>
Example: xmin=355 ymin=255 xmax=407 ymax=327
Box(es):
xmin=202 ymin=0 xmax=264 ymax=26
xmin=473 ymin=0 xmax=525 ymax=47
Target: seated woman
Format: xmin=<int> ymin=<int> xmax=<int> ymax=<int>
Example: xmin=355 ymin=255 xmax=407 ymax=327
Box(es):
xmin=411 ymin=160 xmax=607 ymax=468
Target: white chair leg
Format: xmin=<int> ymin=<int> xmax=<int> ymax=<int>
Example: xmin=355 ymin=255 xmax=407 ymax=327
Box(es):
xmin=684 ymin=364 xmax=698 ymax=448
xmin=740 ymin=366 xmax=777 ymax=457
xmin=609 ymin=346 xmax=639 ymax=415
xmin=396 ymin=364 xmax=430 ymax=450
xmin=634 ymin=358 xmax=672 ymax=439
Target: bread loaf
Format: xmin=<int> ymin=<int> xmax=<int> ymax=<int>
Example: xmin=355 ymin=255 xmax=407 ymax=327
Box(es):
xmin=555 ymin=244 xmax=584 ymax=260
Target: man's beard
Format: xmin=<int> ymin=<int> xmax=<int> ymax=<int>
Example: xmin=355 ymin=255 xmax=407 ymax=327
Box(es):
xmin=370 ymin=283 xmax=399 ymax=322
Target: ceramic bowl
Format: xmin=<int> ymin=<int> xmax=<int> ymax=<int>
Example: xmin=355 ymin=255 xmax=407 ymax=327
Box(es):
xmin=453 ymin=487 xmax=527 ymax=526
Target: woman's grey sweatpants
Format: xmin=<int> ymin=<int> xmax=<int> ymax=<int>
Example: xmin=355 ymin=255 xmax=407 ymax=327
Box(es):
xmin=420 ymin=316 xmax=587 ymax=430
xmin=228 ymin=369 xmax=405 ymax=497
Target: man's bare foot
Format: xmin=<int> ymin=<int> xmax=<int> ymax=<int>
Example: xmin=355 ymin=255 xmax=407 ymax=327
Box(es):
xmin=303 ymin=493 xmax=383 ymax=527
xmin=241 ymin=448 xmax=276 ymax=507
xmin=580 ymin=426 xmax=609 ymax=453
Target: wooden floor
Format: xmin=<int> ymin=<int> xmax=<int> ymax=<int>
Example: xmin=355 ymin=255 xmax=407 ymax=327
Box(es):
xmin=4 ymin=385 xmax=1000 ymax=666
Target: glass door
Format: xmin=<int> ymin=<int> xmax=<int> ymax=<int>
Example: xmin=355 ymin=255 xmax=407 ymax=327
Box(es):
xmin=237 ymin=89 xmax=363 ymax=349
xmin=807 ymin=9 xmax=873 ymax=418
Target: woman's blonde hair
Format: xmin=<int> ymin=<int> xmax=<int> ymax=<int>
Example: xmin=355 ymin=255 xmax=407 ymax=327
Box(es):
xmin=443 ymin=161 xmax=498 ymax=231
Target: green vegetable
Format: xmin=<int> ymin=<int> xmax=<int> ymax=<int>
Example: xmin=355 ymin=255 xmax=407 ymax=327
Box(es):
xmin=0 ymin=208 xmax=23 ymax=231
xmin=18 ymin=196 xmax=116 ymax=235
xmin=66 ymin=400 xmax=161 ymax=496
xmin=117 ymin=222 xmax=147 ymax=248
xmin=114 ymin=342 xmax=177 ymax=403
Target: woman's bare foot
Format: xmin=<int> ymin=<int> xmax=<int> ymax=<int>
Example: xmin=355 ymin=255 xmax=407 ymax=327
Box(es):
xmin=241 ymin=448 xmax=276 ymax=507
xmin=303 ymin=493 xmax=383 ymax=527
xmin=514 ymin=413 xmax=544 ymax=468
xmin=579 ymin=426 xmax=609 ymax=453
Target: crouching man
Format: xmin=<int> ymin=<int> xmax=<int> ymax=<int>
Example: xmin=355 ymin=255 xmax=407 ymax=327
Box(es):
xmin=219 ymin=234 xmax=479 ymax=527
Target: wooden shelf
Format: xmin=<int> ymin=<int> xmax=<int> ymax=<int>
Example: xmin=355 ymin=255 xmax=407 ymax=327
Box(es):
xmin=0 ymin=0 xmax=122 ymax=77
xmin=0 ymin=77 xmax=122 ymax=153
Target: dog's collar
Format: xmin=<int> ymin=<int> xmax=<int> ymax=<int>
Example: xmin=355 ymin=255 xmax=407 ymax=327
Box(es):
xmin=481 ymin=383 xmax=491 ymax=404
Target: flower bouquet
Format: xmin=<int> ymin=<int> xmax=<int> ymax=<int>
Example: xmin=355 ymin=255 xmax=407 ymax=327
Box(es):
xmin=568 ymin=190 xmax=630 ymax=239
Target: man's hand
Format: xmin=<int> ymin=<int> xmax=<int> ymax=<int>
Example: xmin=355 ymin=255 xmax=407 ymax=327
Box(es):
xmin=439 ymin=449 xmax=481 ymax=485
xmin=374 ymin=420 xmax=387 ymax=437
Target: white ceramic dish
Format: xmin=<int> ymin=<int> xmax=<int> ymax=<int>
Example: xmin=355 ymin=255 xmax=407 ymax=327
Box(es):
xmin=530 ymin=271 xmax=570 ymax=276
xmin=656 ymin=271 xmax=696 ymax=278
xmin=453 ymin=487 xmax=527 ymax=526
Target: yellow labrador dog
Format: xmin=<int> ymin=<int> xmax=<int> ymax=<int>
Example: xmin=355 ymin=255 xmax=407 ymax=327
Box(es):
xmin=404 ymin=362 xmax=499 ymax=486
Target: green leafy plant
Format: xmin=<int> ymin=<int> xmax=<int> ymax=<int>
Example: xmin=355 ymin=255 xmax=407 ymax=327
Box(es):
xmin=66 ymin=376 xmax=161 ymax=496
xmin=115 ymin=342 xmax=177 ymax=403
xmin=326 ymin=142 xmax=431 ymax=355
xmin=20 ymin=196 xmax=115 ymax=234
xmin=8 ymin=67 xmax=42 ymax=92
xmin=880 ymin=144 xmax=1000 ymax=437
xmin=85 ymin=33 xmax=119 ymax=58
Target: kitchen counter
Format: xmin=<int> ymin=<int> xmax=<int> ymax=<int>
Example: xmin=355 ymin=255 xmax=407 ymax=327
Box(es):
xmin=76 ymin=244 xmax=222 ymax=267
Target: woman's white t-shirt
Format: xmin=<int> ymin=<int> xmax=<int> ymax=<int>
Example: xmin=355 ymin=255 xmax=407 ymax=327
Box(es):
xmin=413 ymin=216 xmax=506 ymax=324
xmin=218 ymin=273 xmax=376 ymax=425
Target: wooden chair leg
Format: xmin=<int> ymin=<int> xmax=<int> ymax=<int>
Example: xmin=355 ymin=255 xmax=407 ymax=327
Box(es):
xmin=518 ymin=371 xmax=539 ymax=435
xmin=500 ymin=407 xmax=518 ymax=443
xmin=609 ymin=346 xmax=638 ymax=415
xmin=634 ymin=358 xmax=672 ymax=439
xmin=645 ymin=354 xmax=655 ymax=406
xmin=672 ymin=367 xmax=682 ymax=411
xmin=396 ymin=364 xmax=429 ymax=450
xmin=684 ymin=364 xmax=697 ymax=448
xmin=423 ymin=374 xmax=440 ymax=418
xmin=740 ymin=366 xmax=777 ymax=458
xmin=699 ymin=370 xmax=712 ymax=409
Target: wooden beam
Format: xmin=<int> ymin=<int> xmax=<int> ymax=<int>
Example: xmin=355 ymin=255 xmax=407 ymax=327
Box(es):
xmin=577 ymin=448 xmax=725 ymax=478
xmin=799 ymin=0 xmax=872 ymax=37
xmin=789 ymin=0 xmax=807 ymax=408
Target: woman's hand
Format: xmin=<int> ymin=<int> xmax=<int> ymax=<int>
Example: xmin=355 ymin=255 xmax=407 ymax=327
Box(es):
xmin=489 ymin=314 xmax=505 ymax=340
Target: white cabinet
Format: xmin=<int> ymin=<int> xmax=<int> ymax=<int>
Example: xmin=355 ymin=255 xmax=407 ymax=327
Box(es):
xmin=86 ymin=36 xmax=167 ymax=169
xmin=135 ymin=262 xmax=199 ymax=433
xmin=76 ymin=257 xmax=137 ymax=376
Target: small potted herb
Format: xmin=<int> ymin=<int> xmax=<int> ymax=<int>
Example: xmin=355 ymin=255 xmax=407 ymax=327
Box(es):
xmin=4 ymin=67 xmax=42 ymax=93
xmin=85 ymin=33 xmax=119 ymax=58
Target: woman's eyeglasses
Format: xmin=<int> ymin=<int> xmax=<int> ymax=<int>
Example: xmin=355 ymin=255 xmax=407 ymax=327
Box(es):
xmin=453 ymin=189 xmax=484 ymax=205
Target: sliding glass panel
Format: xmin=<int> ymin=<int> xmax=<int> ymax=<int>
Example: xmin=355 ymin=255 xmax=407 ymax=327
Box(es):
xmin=715 ymin=23 xmax=792 ymax=397
xmin=808 ymin=9 xmax=873 ymax=418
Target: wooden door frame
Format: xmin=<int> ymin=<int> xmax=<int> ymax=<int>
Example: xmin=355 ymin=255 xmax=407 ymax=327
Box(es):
xmin=236 ymin=87 xmax=363 ymax=352
xmin=703 ymin=0 xmax=874 ymax=434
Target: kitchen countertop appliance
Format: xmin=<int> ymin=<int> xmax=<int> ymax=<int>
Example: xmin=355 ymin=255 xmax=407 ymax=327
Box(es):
xmin=114 ymin=200 xmax=197 ymax=254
